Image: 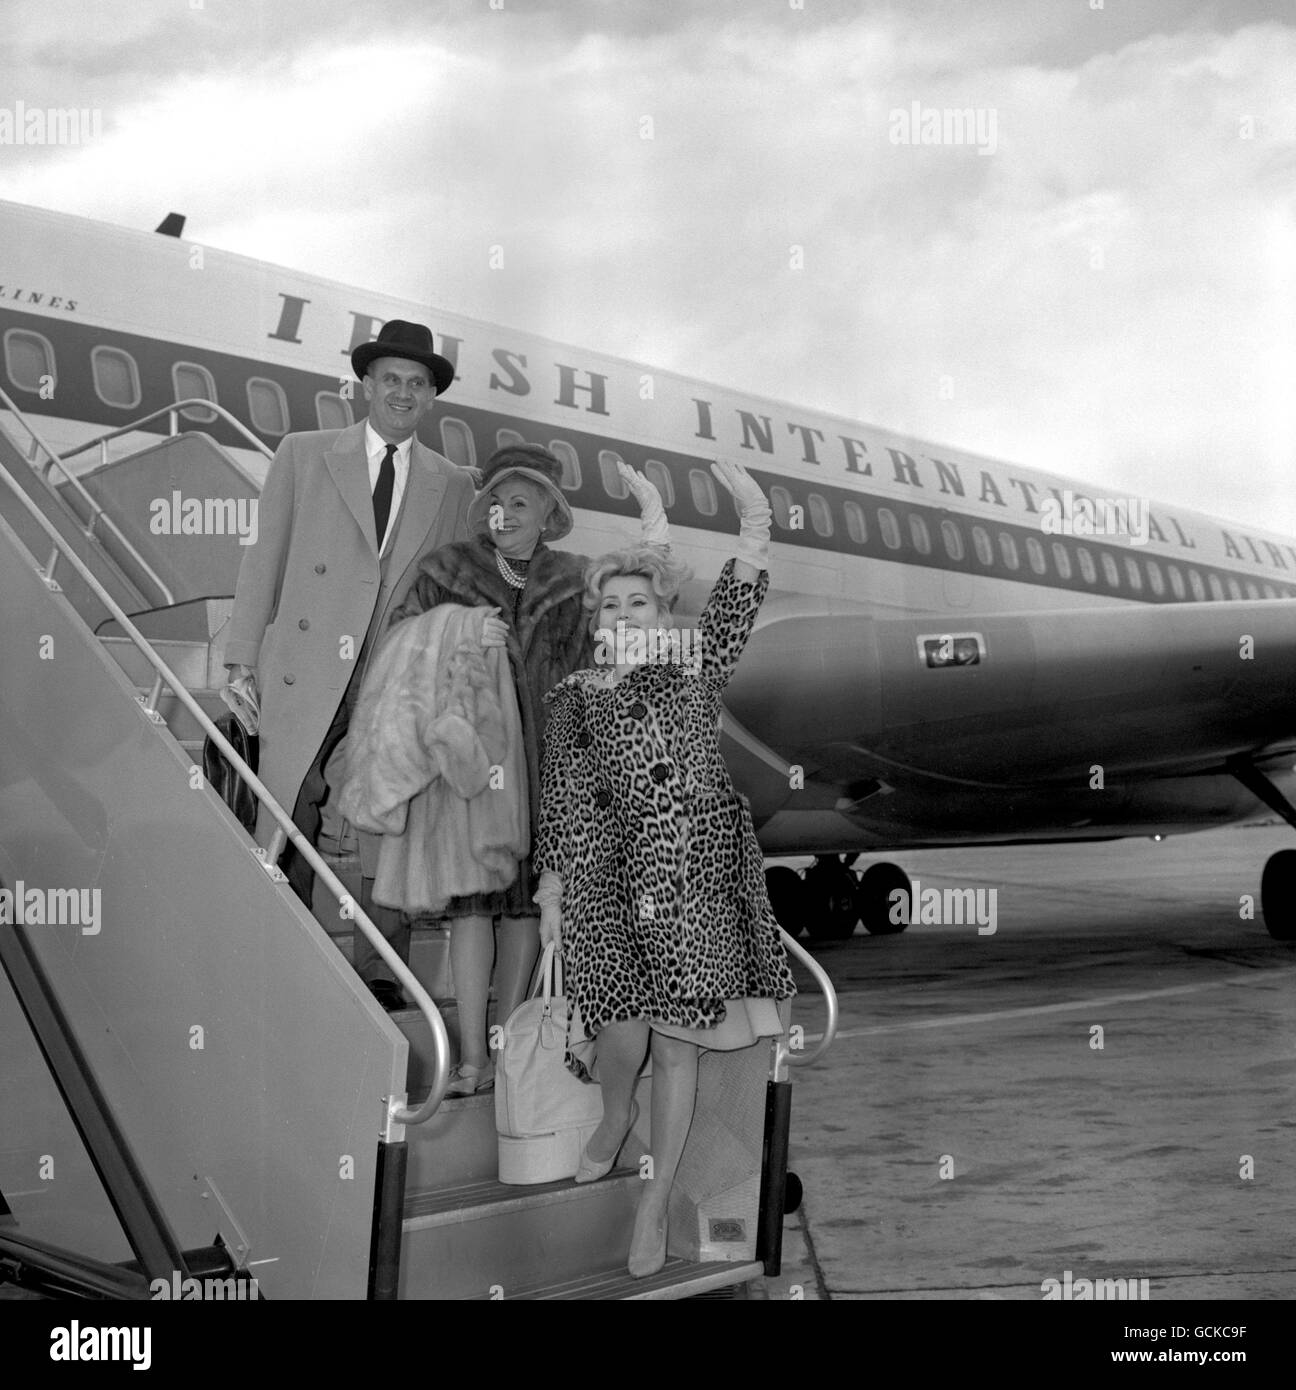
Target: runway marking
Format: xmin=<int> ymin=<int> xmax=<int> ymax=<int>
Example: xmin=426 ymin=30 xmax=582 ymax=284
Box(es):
xmin=809 ymin=971 xmax=1280 ymax=1043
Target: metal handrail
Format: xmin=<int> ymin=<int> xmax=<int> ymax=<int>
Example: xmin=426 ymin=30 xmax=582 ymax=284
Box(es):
xmin=58 ymin=398 xmax=275 ymax=468
xmin=777 ymin=926 xmax=839 ymax=1067
xmin=0 ymin=385 xmax=176 ymax=607
xmin=0 ymin=451 xmax=450 ymax=1131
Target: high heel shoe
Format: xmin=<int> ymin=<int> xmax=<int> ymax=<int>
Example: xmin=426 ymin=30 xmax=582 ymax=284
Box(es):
xmin=628 ymin=1192 xmax=668 ymax=1278
xmin=446 ymin=1060 xmax=494 ymax=1096
xmin=575 ymin=1101 xmax=640 ymax=1183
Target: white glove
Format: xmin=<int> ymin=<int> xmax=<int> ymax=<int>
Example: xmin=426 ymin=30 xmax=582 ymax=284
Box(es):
xmin=616 ymin=460 xmax=669 ymax=548
xmin=479 ymin=605 xmax=508 ymax=648
xmin=711 ymin=458 xmax=770 ymax=571
xmin=221 ymin=664 xmax=261 ymax=735
xmin=534 ymin=870 xmax=564 ymax=951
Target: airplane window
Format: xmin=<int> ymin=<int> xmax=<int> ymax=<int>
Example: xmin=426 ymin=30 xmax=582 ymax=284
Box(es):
xmin=1051 ymin=542 xmax=1072 ymax=580
xmin=4 ymin=328 xmax=56 ymax=393
xmin=844 ymin=500 xmax=868 ymax=545
xmin=998 ymin=532 xmax=1019 ymax=570
xmin=940 ymin=519 xmax=964 ymax=561
xmin=808 ymin=493 xmax=834 ymax=537
xmin=247 ymin=377 xmax=289 ymax=435
xmin=438 ymin=416 xmax=475 ymax=470
xmin=1208 ymin=573 xmax=1225 ymax=601
xmin=1146 ymin=560 xmax=1165 ymax=597
xmin=689 ymin=468 xmax=718 ymax=516
xmin=496 ymin=428 xmax=525 ymax=452
xmin=1026 ymin=536 xmax=1048 ymax=576
xmin=1168 ymin=566 xmax=1186 ymax=600
xmin=1076 ymin=547 xmax=1097 ymax=584
xmin=1101 ymin=553 xmax=1120 ymax=588
xmin=316 ymin=391 xmax=354 ymax=431
xmin=771 ymin=486 xmax=794 ymax=530
xmin=1226 ymin=577 xmax=1243 ymax=600
xmin=1123 ymin=556 xmax=1142 ymax=590
xmin=599 ymin=449 xmax=630 ymax=500
xmin=645 ymin=459 xmax=676 ymax=510
xmin=549 ymin=440 xmax=581 ymax=490
xmin=908 ymin=513 xmax=930 ymax=554
xmin=878 ymin=508 xmax=902 ymax=550
xmin=972 ymin=525 xmax=993 ymax=566
xmin=1244 ymin=580 xmax=1260 ymax=600
xmin=1262 ymin=582 xmax=1277 ymax=599
xmin=91 ymin=346 xmax=141 ymax=410
xmin=172 ymin=362 xmax=218 ymax=423
xmin=1188 ymin=569 xmax=1205 ymax=600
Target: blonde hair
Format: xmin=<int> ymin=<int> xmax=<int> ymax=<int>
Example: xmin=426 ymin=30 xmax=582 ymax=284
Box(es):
xmin=583 ymin=546 xmax=693 ymax=634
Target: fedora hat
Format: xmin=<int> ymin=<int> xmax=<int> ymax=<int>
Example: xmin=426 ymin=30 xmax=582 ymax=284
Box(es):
xmin=467 ymin=443 xmax=574 ymax=542
xmin=351 ymin=320 xmax=455 ymax=395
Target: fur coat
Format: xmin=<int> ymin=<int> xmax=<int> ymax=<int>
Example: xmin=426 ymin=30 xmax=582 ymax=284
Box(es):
xmin=387 ymin=534 xmax=596 ymax=842
xmin=337 ymin=605 xmax=528 ymax=914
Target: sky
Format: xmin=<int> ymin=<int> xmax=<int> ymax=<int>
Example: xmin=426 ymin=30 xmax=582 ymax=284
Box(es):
xmin=3 ymin=0 xmax=1295 ymax=533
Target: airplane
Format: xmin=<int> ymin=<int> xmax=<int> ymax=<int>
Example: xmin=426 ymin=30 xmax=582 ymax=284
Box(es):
xmin=3 ymin=195 xmax=1296 ymax=946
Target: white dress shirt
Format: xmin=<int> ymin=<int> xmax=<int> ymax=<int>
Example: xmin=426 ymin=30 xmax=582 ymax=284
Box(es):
xmin=364 ymin=422 xmax=412 ymax=554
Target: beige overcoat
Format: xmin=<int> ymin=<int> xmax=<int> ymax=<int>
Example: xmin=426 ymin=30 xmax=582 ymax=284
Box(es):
xmin=224 ymin=420 xmax=474 ymax=854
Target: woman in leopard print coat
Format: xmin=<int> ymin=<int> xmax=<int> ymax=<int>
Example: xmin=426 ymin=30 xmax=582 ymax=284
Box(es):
xmin=534 ymin=458 xmax=795 ymax=1278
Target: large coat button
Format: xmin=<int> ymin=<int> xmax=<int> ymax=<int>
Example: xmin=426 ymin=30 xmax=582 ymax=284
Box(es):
xmin=650 ymin=762 xmax=670 ymax=784
xmin=595 ymin=789 xmax=611 ymax=808
xmin=298 ymin=618 xmax=310 ymax=630
xmin=629 ymin=701 xmax=647 ymax=719
xmin=314 ymin=563 xmax=326 ymax=574
xmin=576 ymin=730 xmax=592 ymax=748
xmin=283 ymin=674 xmax=295 ymax=685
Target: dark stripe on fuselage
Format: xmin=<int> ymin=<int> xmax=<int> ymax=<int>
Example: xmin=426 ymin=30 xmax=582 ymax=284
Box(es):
xmin=3 ymin=306 xmax=1294 ymax=608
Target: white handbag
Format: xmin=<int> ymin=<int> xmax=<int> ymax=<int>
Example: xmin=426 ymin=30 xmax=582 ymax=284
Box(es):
xmin=495 ymin=943 xmax=603 ymax=1184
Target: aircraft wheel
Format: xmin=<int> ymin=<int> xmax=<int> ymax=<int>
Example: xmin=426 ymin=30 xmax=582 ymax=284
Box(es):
xmin=784 ymin=1171 xmax=804 ymax=1215
xmin=858 ymin=862 xmax=911 ymax=935
xmin=765 ymin=866 xmax=807 ymax=938
xmin=1260 ymin=850 xmax=1296 ymax=941
xmin=802 ymin=858 xmax=860 ymax=941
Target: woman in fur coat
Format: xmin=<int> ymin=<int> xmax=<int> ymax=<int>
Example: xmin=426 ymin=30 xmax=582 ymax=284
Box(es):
xmin=387 ymin=443 xmax=666 ymax=1094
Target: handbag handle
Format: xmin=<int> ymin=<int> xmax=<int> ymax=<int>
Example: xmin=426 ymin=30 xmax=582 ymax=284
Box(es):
xmin=528 ymin=941 xmax=564 ymax=1010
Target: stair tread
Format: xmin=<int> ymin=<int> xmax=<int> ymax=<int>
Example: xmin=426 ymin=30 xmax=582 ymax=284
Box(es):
xmin=404 ymin=1170 xmax=638 ymax=1224
xmin=479 ymin=1258 xmax=763 ymax=1301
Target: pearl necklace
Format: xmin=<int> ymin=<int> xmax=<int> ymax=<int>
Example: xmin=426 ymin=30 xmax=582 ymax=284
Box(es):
xmin=494 ymin=548 xmax=528 ymax=589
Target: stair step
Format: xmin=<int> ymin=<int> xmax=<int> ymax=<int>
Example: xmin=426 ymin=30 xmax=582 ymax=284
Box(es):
xmin=488 ymin=1257 xmax=763 ymax=1301
xmin=399 ymin=1172 xmax=643 ymax=1299
xmin=99 ymin=634 xmax=212 ymax=689
xmin=402 ymin=1091 xmax=499 ymax=1190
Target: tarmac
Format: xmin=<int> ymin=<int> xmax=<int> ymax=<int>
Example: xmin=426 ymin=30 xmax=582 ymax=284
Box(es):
xmin=750 ymin=823 xmax=1296 ymax=1301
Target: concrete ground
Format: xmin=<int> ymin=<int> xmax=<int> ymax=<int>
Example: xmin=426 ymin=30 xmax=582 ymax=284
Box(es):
xmin=752 ymin=823 xmax=1296 ymax=1302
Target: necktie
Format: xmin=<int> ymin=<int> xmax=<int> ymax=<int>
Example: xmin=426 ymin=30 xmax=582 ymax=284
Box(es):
xmin=373 ymin=443 xmax=395 ymax=550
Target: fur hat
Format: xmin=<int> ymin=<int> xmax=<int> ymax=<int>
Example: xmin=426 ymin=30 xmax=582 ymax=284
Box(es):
xmin=466 ymin=443 xmax=574 ymax=541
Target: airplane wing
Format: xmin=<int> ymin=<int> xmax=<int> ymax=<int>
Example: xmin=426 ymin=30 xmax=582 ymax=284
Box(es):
xmin=725 ymin=599 xmax=1296 ymax=850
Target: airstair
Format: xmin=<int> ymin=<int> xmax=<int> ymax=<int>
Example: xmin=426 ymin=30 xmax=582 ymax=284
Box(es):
xmin=0 ymin=395 xmax=837 ymax=1300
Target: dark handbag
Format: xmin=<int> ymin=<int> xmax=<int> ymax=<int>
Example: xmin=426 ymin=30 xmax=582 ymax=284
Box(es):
xmin=203 ymin=712 xmax=260 ymax=832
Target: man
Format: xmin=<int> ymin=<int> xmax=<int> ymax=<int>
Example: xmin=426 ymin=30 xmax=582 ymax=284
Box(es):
xmin=223 ymin=320 xmax=474 ymax=1007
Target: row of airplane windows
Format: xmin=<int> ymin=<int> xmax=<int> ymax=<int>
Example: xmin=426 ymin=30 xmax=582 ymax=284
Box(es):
xmin=6 ymin=328 xmax=1290 ymax=603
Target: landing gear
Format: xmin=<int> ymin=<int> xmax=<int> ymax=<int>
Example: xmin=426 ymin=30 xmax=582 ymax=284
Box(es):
xmin=1260 ymin=850 xmax=1296 ymax=941
xmin=802 ymin=857 xmax=860 ymax=941
xmin=764 ymin=866 xmax=806 ymax=939
xmin=857 ymin=862 xmax=912 ymax=935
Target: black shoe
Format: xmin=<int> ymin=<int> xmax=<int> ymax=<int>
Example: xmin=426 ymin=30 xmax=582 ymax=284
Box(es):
xmin=366 ymin=978 xmax=406 ymax=1012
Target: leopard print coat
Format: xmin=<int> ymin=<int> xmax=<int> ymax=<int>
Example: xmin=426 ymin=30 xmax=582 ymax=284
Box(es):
xmin=536 ymin=559 xmax=796 ymax=1051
